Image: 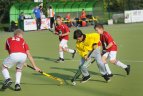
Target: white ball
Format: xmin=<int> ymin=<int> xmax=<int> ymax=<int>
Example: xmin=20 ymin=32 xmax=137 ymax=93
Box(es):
xmin=72 ymin=81 xmax=76 ymax=86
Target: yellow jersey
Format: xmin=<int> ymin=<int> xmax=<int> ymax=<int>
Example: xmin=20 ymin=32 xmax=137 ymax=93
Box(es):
xmin=76 ymin=33 xmax=100 ymax=57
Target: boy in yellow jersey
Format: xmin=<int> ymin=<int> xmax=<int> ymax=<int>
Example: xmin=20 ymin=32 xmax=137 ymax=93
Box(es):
xmin=71 ymin=29 xmax=110 ymax=85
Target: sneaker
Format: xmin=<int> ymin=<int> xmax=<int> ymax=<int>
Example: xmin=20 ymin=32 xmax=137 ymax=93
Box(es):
xmin=108 ymin=74 xmax=113 ymax=77
xmin=48 ymin=29 xmax=54 ymax=32
xmin=125 ymin=65 xmax=130 ymax=75
xmin=15 ymin=84 xmax=21 ymax=91
xmin=81 ymin=75 xmax=91 ymax=83
xmin=1 ymin=78 xmax=12 ymax=90
xmin=72 ymin=50 xmax=76 ymax=59
xmin=102 ymin=74 xmax=111 ymax=82
xmin=56 ymin=57 xmax=64 ymax=63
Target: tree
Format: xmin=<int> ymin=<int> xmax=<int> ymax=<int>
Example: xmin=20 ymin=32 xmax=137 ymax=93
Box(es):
xmin=0 ymin=0 xmax=32 ymax=23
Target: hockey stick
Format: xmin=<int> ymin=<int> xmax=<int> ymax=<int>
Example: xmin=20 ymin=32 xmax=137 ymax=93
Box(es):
xmin=27 ymin=65 xmax=64 ymax=85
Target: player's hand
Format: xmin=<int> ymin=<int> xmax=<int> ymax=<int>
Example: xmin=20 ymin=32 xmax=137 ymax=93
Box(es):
xmin=84 ymin=55 xmax=89 ymax=60
xmin=34 ymin=66 xmax=41 ymax=72
xmin=58 ymin=34 xmax=62 ymax=36
xmin=101 ymin=50 xmax=106 ymax=56
xmin=58 ymin=31 xmax=62 ymax=36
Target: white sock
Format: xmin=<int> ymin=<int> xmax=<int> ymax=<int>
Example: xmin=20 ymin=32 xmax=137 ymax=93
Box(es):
xmin=67 ymin=49 xmax=74 ymax=53
xmin=2 ymin=68 xmax=10 ymax=80
xmin=15 ymin=71 xmax=22 ymax=84
xmin=59 ymin=51 xmax=64 ymax=59
xmin=105 ymin=64 xmax=112 ymax=74
xmin=115 ymin=60 xmax=127 ymax=69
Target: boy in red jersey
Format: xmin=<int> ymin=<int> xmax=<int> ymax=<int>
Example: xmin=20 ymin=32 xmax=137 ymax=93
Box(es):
xmin=94 ymin=24 xmax=130 ymax=76
xmin=1 ymin=29 xmax=41 ymax=91
xmin=55 ymin=16 xmax=76 ymax=62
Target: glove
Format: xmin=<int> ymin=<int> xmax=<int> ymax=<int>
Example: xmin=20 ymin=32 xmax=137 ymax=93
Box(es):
xmin=101 ymin=50 xmax=106 ymax=56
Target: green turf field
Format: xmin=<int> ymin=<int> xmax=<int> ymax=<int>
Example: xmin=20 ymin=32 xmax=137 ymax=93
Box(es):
xmin=0 ymin=23 xmax=143 ymax=96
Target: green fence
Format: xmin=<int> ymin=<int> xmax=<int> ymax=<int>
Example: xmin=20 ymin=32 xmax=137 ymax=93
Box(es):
xmin=10 ymin=2 xmax=40 ymax=23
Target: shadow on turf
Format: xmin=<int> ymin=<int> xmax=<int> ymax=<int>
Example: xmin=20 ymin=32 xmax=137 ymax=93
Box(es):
xmin=51 ymin=67 xmax=101 ymax=76
xmin=33 ymin=56 xmax=56 ymax=62
xmin=33 ymin=56 xmax=72 ymax=62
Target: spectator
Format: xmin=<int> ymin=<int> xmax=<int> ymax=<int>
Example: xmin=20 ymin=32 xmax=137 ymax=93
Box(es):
xmin=18 ymin=12 xmax=25 ymax=30
xmin=47 ymin=6 xmax=55 ymax=31
xmin=33 ymin=6 xmax=41 ymax=30
xmin=65 ymin=13 xmax=72 ymax=27
xmin=80 ymin=9 xmax=86 ymax=21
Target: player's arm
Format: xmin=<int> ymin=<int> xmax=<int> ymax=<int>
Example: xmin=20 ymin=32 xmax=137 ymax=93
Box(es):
xmin=105 ymin=32 xmax=114 ymax=50
xmin=60 ymin=31 xmax=69 ymax=36
xmin=5 ymin=39 xmax=10 ymax=54
xmin=106 ymin=42 xmax=113 ymax=49
xmin=59 ymin=25 xmax=70 ymax=36
xmin=26 ymin=50 xmax=41 ymax=72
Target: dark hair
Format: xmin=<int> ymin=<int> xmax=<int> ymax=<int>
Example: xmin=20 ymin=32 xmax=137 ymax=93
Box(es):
xmin=49 ymin=6 xmax=52 ymax=9
xmin=94 ymin=24 xmax=104 ymax=29
xmin=56 ymin=16 xmax=61 ymax=19
xmin=73 ymin=29 xmax=83 ymax=39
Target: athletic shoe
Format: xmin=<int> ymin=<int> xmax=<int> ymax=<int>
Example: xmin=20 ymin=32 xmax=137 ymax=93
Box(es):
xmin=15 ymin=84 xmax=21 ymax=91
xmin=81 ymin=75 xmax=91 ymax=83
xmin=108 ymin=74 xmax=114 ymax=77
xmin=48 ymin=29 xmax=54 ymax=32
xmin=56 ymin=57 xmax=64 ymax=63
xmin=1 ymin=78 xmax=12 ymax=90
xmin=72 ymin=50 xmax=76 ymax=59
xmin=102 ymin=74 xmax=111 ymax=82
xmin=125 ymin=65 xmax=130 ymax=75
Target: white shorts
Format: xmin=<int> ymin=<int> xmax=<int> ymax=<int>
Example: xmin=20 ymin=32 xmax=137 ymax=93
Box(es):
xmin=3 ymin=53 xmax=27 ymax=69
xmin=59 ymin=39 xmax=68 ymax=48
xmin=103 ymin=51 xmax=117 ymax=60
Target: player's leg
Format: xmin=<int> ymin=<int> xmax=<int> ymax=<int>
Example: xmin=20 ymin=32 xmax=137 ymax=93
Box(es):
xmin=109 ymin=51 xmax=130 ymax=75
xmin=92 ymin=48 xmax=110 ymax=82
xmin=80 ymin=58 xmax=91 ymax=83
xmin=62 ymin=40 xmax=76 ymax=59
xmin=102 ymin=52 xmax=113 ymax=77
xmin=56 ymin=40 xmax=65 ymax=62
xmin=1 ymin=56 xmax=14 ymax=90
xmin=71 ymin=57 xmax=91 ymax=84
xmin=15 ymin=68 xmax=22 ymax=91
xmin=15 ymin=53 xmax=27 ymax=91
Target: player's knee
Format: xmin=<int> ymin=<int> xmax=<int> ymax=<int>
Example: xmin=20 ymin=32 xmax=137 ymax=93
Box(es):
xmin=16 ymin=67 xmax=22 ymax=72
xmin=102 ymin=57 xmax=107 ymax=64
xmin=59 ymin=47 xmax=64 ymax=52
xmin=2 ymin=65 xmax=8 ymax=70
xmin=62 ymin=48 xmax=67 ymax=52
xmin=110 ymin=59 xmax=116 ymax=64
xmin=102 ymin=59 xmax=107 ymax=64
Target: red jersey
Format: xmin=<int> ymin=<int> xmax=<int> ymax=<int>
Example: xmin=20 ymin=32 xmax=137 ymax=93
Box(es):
xmin=5 ymin=36 xmax=29 ymax=54
xmin=100 ymin=31 xmax=117 ymax=52
xmin=55 ymin=23 xmax=70 ymax=41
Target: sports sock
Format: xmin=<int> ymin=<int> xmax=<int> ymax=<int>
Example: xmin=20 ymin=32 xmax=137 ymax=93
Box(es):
xmin=2 ymin=68 xmax=10 ymax=80
xmin=105 ymin=63 xmax=112 ymax=74
xmin=115 ymin=60 xmax=127 ymax=69
xmin=59 ymin=51 xmax=64 ymax=59
xmin=15 ymin=71 xmax=22 ymax=84
xmin=67 ymin=49 xmax=74 ymax=53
